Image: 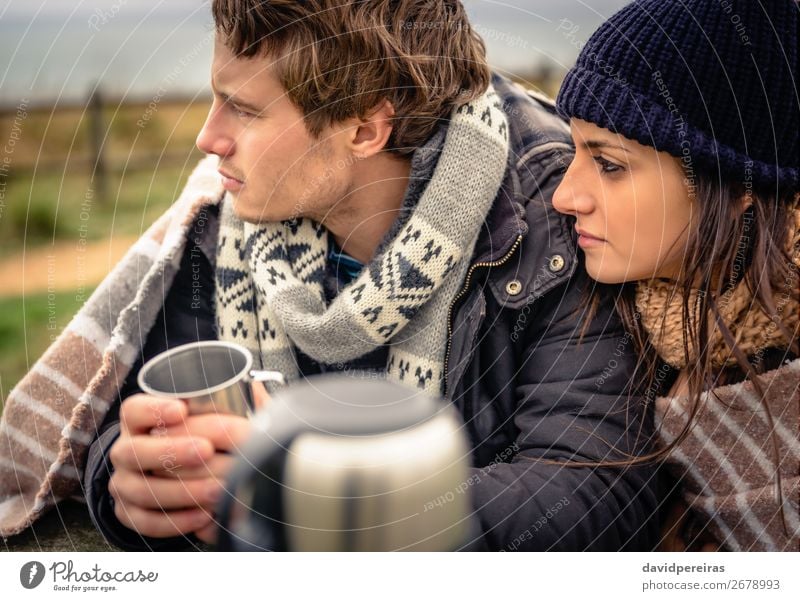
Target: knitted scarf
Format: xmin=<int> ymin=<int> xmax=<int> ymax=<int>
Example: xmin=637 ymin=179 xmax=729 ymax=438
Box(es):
xmin=215 ymin=86 xmax=510 ymax=394
xmin=635 ymin=196 xmax=800 ymax=369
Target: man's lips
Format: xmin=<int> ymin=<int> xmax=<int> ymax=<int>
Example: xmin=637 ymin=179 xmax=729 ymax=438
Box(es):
xmin=575 ymin=226 xmax=605 ymax=249
xmin=219 ymin=169 xmax=244 ymax=191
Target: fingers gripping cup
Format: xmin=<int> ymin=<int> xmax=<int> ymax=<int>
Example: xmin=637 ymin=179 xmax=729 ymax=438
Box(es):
xmin=137 ymin=341 xmax=285 ymax=417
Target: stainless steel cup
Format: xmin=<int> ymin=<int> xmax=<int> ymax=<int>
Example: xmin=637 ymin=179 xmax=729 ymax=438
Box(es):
xmin=137 ymin=341 xmax=285 ymax=417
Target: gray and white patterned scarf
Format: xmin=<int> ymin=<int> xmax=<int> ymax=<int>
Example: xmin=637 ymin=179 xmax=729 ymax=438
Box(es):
xmin=215 ymin=86 xmax=509 ymax=394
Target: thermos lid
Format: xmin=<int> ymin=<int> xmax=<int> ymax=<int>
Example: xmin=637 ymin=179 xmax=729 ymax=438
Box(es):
xmin=251 ymin=374 xmax=443 ymax=438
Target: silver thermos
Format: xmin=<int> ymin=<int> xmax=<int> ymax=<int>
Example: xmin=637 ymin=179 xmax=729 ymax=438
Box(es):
xmin=215 ymin=375 xmax=478 ymax=551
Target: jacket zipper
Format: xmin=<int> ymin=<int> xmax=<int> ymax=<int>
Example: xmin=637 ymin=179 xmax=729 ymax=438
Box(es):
xmin=443 ymin=234 xmax=523 ymax=395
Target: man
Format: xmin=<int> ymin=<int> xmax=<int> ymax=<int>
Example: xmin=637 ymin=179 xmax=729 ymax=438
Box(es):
xmin=78 ymin=0 xmax=656 ymax=550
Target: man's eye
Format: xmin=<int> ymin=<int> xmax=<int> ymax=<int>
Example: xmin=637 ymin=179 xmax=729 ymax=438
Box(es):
xmin=228 ymin=102 xmax=256 ymax=119
xmin=592 ymin=155 xmax=624 ymax=174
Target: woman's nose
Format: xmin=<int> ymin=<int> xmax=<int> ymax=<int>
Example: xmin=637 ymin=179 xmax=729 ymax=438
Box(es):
xmin=552 ymin=167 xmax=595 ymax=216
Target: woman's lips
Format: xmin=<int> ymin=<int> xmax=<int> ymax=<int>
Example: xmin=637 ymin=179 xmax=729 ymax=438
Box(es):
xmin=576 ymin=227 xmax=605 ymax=249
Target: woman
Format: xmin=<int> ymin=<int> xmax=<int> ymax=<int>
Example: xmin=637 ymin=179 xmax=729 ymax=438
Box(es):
xmin=552 ymin=0 xmax=798 ymax=551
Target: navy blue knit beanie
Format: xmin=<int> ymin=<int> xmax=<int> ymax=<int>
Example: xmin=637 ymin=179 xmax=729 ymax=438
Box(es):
xmin=556 ymin=0 xmax=799 ymax=191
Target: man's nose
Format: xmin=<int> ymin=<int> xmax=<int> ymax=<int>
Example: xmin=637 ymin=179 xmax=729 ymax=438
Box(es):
xmin=196 ymin=105 xmax=235 ymax=157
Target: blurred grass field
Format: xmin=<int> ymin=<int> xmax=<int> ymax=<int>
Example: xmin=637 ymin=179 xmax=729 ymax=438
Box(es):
xmin=0 ymin=99 xmax=209 ymax=253
xmin=0 ymin=98 xmax=210 ymax=399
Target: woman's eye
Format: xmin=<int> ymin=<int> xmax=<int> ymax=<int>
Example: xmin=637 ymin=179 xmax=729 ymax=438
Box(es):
xmin=592 ymin=155 xmax=624 ymax=174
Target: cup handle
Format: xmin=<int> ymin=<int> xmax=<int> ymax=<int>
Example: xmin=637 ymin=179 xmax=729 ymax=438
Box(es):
xmin=242 ymin=371 xmax=286 ymax=415
xmin=248 ymin=370 xmax=286 ymax=386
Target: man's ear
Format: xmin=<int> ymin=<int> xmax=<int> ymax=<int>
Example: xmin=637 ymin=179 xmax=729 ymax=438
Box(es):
xmin=347 ymin=100 xmax=396 ymax=159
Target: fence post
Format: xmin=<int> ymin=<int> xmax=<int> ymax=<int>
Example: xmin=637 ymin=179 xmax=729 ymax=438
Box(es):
xmin=88 ymin=87 xmax=108 ymax=203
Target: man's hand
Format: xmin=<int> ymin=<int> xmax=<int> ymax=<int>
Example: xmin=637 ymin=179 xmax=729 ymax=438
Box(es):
xmin=108 ymin=394 xmax=217 ymax=539
xmin=148 ymin=407 xmax=258 ymax=543
xmin=108 ymin=383 xmax=269 ymax=542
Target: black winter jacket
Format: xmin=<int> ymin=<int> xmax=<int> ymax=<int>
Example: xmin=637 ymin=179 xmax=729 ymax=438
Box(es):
xmin=84 ymin=74 xmax=658 ymax=551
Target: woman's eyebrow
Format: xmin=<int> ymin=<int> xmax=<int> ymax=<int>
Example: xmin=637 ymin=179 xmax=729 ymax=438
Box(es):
xmin=583 ymin=139 xmax=631 ymax=153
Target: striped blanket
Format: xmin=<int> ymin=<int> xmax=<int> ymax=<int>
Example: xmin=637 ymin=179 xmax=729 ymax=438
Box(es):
xmin=658 ymin=359 xmax=800 ymax=551
xmin=0 ymin=156 xmax=223 ymax=537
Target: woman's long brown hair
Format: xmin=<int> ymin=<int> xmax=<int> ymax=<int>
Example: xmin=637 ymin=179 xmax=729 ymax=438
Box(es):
xmin=556 ymin=175 xmax=799 ymax=536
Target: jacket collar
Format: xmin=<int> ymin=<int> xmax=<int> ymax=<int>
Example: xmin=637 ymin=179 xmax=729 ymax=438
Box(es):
xmin=469 ymin=74 xmax=577 ymax=309
xmin=471 ymin=157 xmax=529 ymax=264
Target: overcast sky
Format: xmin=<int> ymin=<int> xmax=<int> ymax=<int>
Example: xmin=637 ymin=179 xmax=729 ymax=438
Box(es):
xmin=0 ymin=0 xmax=628 ymax=21
xmin=0 ymin=0 xmax=631 ymax=105
xmin=0 ymin=0 xmax=206 ymax=18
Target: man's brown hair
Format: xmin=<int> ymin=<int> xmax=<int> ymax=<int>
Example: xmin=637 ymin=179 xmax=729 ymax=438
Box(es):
xmin=212 ymin=0 xmax=491 ymax=154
